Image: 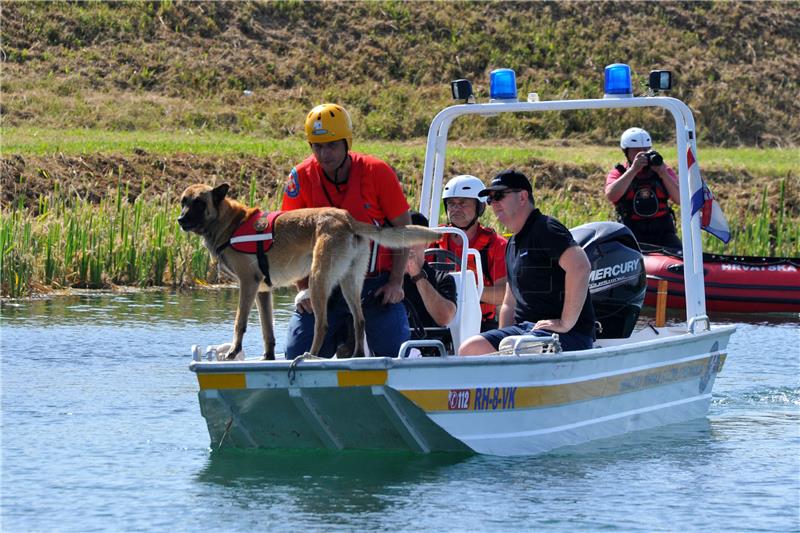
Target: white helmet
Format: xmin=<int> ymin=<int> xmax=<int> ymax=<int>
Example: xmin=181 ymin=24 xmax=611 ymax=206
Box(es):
xmin=443 ymin=175 xmax=486 ymax=216
xmin=620 ymin=127 xmax=652 ymax=149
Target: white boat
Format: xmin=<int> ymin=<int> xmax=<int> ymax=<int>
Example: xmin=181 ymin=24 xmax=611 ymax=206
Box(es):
xmin=189 ymin=69 xmax=736 ymax=456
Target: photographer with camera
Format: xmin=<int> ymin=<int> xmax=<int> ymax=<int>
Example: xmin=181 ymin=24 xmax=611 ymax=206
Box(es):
xmin=605 ymin=127 xmax=682 ymax=250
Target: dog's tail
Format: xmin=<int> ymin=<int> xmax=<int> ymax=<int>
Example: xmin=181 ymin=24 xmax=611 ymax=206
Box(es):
xmin=351 ymin=221 xmax=440 ymax=248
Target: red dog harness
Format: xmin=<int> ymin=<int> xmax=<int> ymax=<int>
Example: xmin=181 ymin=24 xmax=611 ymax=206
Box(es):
xmin=217 ymin=210 xmax=283 ymax=286
xmin=229 ymin=210 xmax=282 ymax=253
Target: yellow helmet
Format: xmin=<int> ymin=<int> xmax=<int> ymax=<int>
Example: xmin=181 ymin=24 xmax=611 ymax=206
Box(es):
xmin=305 ymin=103 xmax=353 ymax=151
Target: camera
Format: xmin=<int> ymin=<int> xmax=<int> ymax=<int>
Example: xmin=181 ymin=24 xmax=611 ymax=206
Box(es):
xmin=645 ymin=150 xmax=663 ymax=167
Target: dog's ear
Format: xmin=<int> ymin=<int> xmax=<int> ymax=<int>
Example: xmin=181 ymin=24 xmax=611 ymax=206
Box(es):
xmin=211 ymin=183 xmax=230 ymax=207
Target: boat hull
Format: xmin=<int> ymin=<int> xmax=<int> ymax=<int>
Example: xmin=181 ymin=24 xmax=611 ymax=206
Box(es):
xmin=191 ymin=326 xmax=734 ymax=456
xmin=644 ymin=251 xmax=800 ymax=313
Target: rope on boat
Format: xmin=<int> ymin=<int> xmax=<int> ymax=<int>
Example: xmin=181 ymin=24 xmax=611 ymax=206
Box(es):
xmin=217 ymin=417 xmax=234 ymax=452
xmin=287 ymin=353 xmax=325 ymax=384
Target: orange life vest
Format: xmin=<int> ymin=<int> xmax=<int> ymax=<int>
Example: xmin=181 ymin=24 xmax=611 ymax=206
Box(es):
xmin=437 ymin=226 xmax=501 ymax=321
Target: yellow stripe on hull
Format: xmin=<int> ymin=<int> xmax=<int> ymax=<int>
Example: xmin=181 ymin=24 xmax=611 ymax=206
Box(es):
xmin=197 ymin=373 xmax=246 ymax=390
xmin=337 ymin=370 xmax=388 ymax=387
xmin=400 ymin=354 xmax=726 ymax=412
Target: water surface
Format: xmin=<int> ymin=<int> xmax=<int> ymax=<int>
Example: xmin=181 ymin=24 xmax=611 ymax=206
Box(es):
xmin=2 ymin=290 xmax=798 ymax=531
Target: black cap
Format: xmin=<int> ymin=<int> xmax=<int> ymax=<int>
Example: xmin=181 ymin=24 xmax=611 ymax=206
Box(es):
xmin=409 ymin=210 xmax=430 ymax=227
xmin=478 ymin=169 xmax=532 ymax=197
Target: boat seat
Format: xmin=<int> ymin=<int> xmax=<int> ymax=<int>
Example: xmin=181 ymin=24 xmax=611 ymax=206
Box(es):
xmin=447 ymin=269 xmax=482 ymax=351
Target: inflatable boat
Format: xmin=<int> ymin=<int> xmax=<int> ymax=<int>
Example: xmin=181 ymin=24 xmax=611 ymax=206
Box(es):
xmin=644 ymin=248 xmax=800 ymax=313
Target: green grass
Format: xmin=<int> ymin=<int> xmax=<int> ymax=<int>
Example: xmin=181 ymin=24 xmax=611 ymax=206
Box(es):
xmin=3 ymin=2 xmax=799 ymax=146
xmin=697 ymin=147 xmax=800 ymax=178
xmin=1 ymin=127 xmax=307 ymax=158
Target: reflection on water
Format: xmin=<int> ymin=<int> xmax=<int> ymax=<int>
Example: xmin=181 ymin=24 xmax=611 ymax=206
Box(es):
xmin=1 ymin=287 xmax=297 ymax=327
xmin=199 ymin=449 xmax=471 ymax=516
xmin=645 ymin=300 xmax=800 ymax=323
xmin=192 ymin=419 xmax=734 ymax=528
xmin=706 ymin=310 xmax=800 ymax=326
xmin=198 ymin=418 xmax=716 ymax=487
xmin=1 ymin=287 xmax=298 ymax=358
xmin=201 ymin=449 xmax=470 ymax=484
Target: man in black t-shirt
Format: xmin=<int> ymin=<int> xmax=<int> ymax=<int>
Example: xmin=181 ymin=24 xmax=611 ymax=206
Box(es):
xmin=403 ymin=212 xmax=457 ymax=332
xmin=459 ymin=170 xmax=595 ymax=355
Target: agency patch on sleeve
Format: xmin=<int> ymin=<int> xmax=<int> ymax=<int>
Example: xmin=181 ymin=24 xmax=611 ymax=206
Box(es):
xmin=285 ymin=168 xmax=300 ymax=198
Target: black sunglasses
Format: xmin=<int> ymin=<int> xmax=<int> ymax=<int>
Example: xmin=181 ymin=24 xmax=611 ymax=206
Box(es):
xmin=486 ymin=189 xmax=521 ymax=204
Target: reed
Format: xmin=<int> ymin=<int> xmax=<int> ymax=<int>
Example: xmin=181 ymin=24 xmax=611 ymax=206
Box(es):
xmin=1 ymin=178 xmax=797 ymax=298
xmin=701 ymin=178 xmax=796 ymax=257
xmin=524 ymin=181 xmax=798 ymax=259
xmin=0 ymin=184 xmax=208 ymax=297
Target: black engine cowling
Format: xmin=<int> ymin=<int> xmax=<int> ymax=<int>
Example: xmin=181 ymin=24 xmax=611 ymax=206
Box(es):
xmin=571 ymin=221 xmax=646 ymax=339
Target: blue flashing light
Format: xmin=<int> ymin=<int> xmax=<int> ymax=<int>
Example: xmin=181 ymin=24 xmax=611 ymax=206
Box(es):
xmin=604 ymin=63 xmax=632 ymax=97
xmin=490 ymin=68 xmax=517 ymax=101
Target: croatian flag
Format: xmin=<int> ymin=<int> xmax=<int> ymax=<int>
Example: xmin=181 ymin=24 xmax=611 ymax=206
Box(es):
xmin=688 ymin=147 xmax=731 ymax=243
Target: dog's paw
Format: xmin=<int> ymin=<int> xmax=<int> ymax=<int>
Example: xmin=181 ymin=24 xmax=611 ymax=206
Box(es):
xmin=225 ymin=346 xmax=242 ymax=361
xmin=261 ymin=352 xmax=275 ymax=361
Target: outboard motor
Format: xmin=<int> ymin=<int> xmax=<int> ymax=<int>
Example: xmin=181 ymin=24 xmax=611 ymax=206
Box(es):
xmin=571 ymin=222 xmax=646 ymax=339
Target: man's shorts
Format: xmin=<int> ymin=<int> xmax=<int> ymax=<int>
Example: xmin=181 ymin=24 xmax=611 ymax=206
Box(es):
xmin=481 ymin=321 xmax=594 ymax=352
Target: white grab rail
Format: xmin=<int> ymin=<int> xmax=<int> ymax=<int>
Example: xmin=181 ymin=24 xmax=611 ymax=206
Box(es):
xmin=427 ymin=226 xmax=484 ymax=350
xmin=418 ymin=96 xmax=707 ymax=330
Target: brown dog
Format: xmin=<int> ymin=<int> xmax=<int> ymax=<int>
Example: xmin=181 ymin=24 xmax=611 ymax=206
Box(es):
xmin=178 ymin=183 xmax=439 ymax=360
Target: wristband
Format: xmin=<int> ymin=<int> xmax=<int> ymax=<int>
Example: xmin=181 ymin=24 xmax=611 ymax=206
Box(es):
xmin=410 ymin=271 xmax=427 ymax=283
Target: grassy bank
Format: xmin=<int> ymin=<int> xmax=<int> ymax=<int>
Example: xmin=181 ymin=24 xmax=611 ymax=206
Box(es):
xmin=2 ymin=139 xmax=797 ymax=298
xmin=3 ymin=181 xmax=796 ymax=299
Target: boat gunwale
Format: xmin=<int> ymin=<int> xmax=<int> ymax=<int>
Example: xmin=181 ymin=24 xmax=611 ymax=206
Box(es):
xmin=189 ymin=325 xmax=735 ymax=375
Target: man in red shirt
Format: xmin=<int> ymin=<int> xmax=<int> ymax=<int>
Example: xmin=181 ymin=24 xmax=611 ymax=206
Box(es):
xmin=429 ymin=175 xmax=508 ymax=331
xmin=605 ymin=127 xmax=682 ymax=250
xmin=281 ymin=103 xmax=413 ymax=358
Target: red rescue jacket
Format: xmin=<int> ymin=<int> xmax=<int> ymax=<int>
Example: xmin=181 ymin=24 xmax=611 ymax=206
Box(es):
xmin=294 ymin=158 xmax=394 ymax=273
